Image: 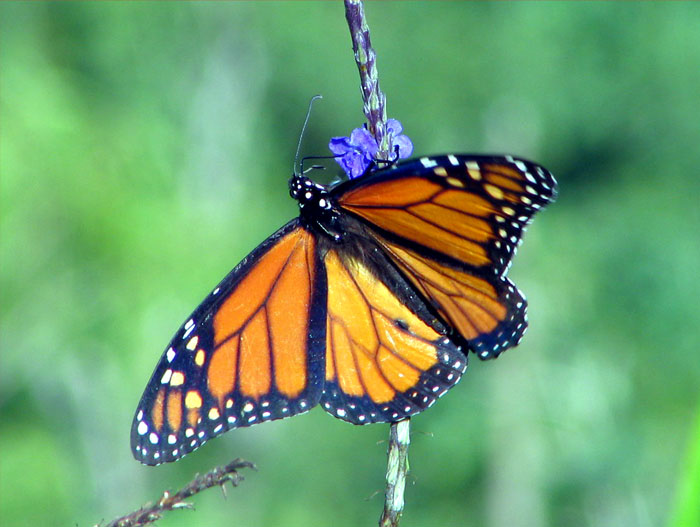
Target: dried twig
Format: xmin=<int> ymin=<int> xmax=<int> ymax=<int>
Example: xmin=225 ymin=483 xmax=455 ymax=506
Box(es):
xmin=343 ymin=3 xmax=411 ymax=526
xmin=100 ymin=459 xmax=256 ymax=527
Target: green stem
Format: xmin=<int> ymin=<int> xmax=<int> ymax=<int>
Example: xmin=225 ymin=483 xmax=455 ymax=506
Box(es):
xmin=380 ymin=419 xmax=411 ymax=527
xmin=343 ymin=0 xmax=391 ymax=158
xmin=342 ymin=2 xmax=410 ymax=526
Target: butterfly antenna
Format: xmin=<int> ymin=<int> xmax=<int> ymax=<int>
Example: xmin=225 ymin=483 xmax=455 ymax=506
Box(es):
xmin=294 ymin=95 xmax=323 ymax=176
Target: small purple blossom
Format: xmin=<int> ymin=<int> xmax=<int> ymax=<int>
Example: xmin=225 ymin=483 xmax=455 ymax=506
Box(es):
xmin=329 ymin=126 xmax=378 ymax=179
xmin=386 ymin=119 xmax=413 ymax=160
xmin=329 ymin=119 xmax=413 ymax=179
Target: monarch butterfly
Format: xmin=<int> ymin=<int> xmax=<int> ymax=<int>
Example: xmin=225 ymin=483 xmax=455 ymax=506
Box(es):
xmin=132 ymin=153 xmax=557 ymax=465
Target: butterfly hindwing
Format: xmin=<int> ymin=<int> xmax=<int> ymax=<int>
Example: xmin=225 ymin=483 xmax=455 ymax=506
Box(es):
xmin=131 ymin=220 xmax=326 ymax=465
xmin=334 ymin=155 xmax=557 ymax=359
xmin=371 ymin=236 xmax=526 ymax=359
xmin=320 ymin=246 xmax=467 ymax=425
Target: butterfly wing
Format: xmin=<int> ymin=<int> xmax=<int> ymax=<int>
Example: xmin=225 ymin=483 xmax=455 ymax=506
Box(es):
xmin=320 ymin=244 xmax=467 ymax=424
xmin=131 ymin=220 xmax=326 ymax=465
xmin=334 ymin=154 xmax=557 ymax=359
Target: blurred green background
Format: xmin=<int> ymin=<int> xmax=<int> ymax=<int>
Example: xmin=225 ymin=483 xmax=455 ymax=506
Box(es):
xmin=1 ymin=2 xmax=699 ymax=526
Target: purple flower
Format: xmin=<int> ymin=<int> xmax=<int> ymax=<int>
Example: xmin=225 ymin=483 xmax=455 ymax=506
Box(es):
xmin=329 ymin=119 xmax=413 ymax=179
xmin=386 ymin=118 xmax=413 ymax=160
xmin=329 ymin=126 xmax=378 ymax=179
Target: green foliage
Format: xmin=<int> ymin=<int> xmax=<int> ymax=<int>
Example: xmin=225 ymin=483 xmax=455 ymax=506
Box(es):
xmin=1 ymin=3 xmax=699 ymax=526
xmin=670 ymin=407 xmax=700 ymax=527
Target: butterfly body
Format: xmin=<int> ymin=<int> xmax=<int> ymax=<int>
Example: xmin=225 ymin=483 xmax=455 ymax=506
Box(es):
xmin=132 ymin=154 xmax=556 ymax=465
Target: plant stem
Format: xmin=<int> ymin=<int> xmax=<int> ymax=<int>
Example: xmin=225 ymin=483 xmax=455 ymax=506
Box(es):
xmin=343 ymin=0 xmax=391 ymax=159
xmin=380 ymin=419 xmax=411 ymax=527
xmin=343 ymin=3 xmax=410 ymax=526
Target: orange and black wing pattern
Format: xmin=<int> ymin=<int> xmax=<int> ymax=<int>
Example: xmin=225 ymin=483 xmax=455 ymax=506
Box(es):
xmin=132 ymin=152 xmax=556 ymax=464
xmin=131 ymin=220 xmax=325 ymax=465
xmin=334 ymin=155 xmax=557 ymax=359
xmin=320 ymin=247 xmax=466 ymax=424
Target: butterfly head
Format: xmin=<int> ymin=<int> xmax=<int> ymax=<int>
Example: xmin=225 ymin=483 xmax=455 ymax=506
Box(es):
xmin=289 ymin=174 xmax=343 ymax=242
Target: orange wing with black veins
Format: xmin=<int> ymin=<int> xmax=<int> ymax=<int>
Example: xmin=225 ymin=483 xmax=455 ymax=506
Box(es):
xmin=131 ymin=221 xmax=325 ymax=465
xmin=320 ymin=248 xmax=467 ymax=424
xmin=335 ymin=154 xmax=557 ymax=359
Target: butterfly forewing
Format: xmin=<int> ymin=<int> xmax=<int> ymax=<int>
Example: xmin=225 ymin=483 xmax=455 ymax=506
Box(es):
xmin=131 ymin=220 xmax=325 ymax=465
xmin=334 ymin=154 xmax=557 ymax=359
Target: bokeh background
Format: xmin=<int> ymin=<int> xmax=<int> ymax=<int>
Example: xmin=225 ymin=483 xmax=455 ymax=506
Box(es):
xmin=1 ymin=2 xmax=699 ymax=527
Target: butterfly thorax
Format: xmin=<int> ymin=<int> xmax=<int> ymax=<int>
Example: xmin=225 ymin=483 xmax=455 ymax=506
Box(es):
xmin=289 ymin=174 xmax=343 ymax=242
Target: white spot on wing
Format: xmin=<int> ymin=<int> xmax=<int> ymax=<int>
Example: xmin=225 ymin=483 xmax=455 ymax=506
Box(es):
xmin=137 ymin=421 xmax=148 ymax=435
xmin=160 ymin=369 xmax=173 ymax=384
